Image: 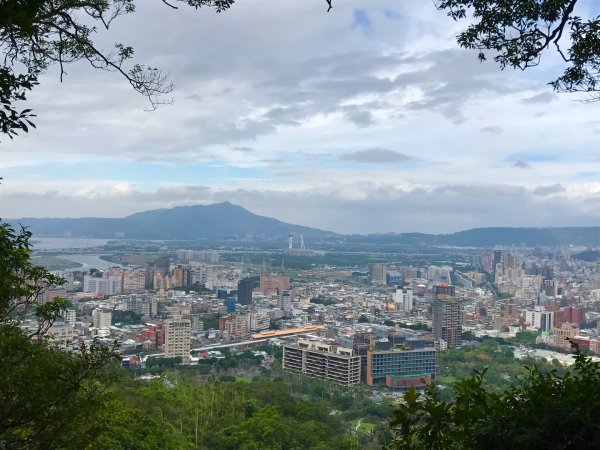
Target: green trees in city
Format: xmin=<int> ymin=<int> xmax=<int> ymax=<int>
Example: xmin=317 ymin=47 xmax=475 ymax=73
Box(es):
xmin=388 ymin=343 xmax=600 ymax=449
xmin=0 ymin=222 xmax=119 ymax=448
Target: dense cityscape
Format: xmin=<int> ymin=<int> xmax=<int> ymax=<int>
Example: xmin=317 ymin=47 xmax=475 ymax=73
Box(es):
xmin=2 ymin=0 xmax=600 ymax=448
xmin=34 ymin=229 xmax=600 ymax=392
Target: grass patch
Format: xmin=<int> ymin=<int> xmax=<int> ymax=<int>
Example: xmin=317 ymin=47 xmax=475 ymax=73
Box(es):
xmin=31 ymin=255 xmax=83 ymax=271
xmin=101 ymin=253 xmax=170 ymax=266
xmin=436 ymin=375 xmax=458 ymax=384
xmin=351 ymin=418 xmax=375 ymax=433
xmin=236 ymin=376 xmax=253 ymax=383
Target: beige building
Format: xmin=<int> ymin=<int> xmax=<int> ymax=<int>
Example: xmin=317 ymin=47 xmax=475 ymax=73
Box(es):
xmin=433 ymin=296 xmax=463 ymax=348
xmin=47 ymin=322 xmax=74 ymax=349
xmin=370 ymin=264 xmax=387 ymax=284
xmin=282 ymin=339 xmax=361 ymax=386
xmin=164 ymin=316 xmax=191 ymax=362
xmin=551 ymin=322 xmax=579 ymax=350
xmin=92 ymin=309 xmax=112 ymax=329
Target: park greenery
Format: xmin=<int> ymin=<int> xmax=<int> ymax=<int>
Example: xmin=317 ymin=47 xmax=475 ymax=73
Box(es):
xmin=387 ymin=343 xmax=600 ymax=449
xmin=435 ymin=338 xmax=565 ymax=401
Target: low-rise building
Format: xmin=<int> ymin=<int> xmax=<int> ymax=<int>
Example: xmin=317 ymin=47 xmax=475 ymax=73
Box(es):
xmin=365 ymin=346 xmax=436 ymax=389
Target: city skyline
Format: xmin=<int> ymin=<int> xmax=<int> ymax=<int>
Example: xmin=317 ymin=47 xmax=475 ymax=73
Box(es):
xmin=1 ymin=0 xmax=599 ymax=233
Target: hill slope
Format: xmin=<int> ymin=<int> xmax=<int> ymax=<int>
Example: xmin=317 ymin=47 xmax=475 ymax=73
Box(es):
xmin=7 ymin=204 xmax=600 ymax=246
xmin=9 ymin=202 xmax=331 ymax=240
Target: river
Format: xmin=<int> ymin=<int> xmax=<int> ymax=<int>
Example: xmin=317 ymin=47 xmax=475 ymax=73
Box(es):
xmin=54 ymin=253 xmax=126 ymax=269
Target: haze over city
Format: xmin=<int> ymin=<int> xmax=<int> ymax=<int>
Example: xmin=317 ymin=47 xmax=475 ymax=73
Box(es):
xmin=1 ymin=0 xmax=599 ymax=233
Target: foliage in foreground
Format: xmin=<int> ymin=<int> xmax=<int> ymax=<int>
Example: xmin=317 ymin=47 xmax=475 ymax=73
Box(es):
xmin=388 ymin=344 xmax=600 ymax=450
xmin=0 ymin=221 xmax=363 ymax=449
xmin=436 ymin=0 xmax=600 ymax=99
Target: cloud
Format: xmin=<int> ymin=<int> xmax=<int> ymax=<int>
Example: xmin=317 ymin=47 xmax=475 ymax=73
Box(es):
xmin=233 ymin=146 xmax=255 ymax=153
xmin=522 ymin=92 xmax=557 ymax=104
xmin=383 ymin=9 xmax=401 ymax=21
xmin=533 ymin=184 xmax=566 ymax=196
xmin=480 ymin=126 xmax=503 ymax=134
xmin=340 ymin=148 xmax=413 ymax=164
xmin=512 ymin=160 xmax=532 ymax=169
xmin=2 ymin=0 xmax=595 ymax=232
xmin=352 ymin=9 xmax=373 ymax=36
xmin=4 ymin=182 xmax=599 ymax=234
xmin=342 ymin=107 xmax=374 ymax=127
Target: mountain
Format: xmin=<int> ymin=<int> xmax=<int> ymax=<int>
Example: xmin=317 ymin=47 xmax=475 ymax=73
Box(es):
xmin=354 ymin=227 xmax=600 ymax=247
xmin=8 ymin=202 xmax=332 ymax=240
xmin=7 ymin=203 xmax=600 ymax=246
xmin=439 ymin=227 xmax=600 ymax=247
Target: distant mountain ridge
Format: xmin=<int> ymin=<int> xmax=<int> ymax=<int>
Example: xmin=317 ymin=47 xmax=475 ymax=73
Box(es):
xmin=7 ymin=202 xmax=600 ymax=247
xmin=9 ymin=202 xmax=330 ymax=240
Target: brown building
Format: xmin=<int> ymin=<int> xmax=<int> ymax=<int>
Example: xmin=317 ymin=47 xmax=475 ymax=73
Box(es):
xmin=554 ymin=306 xmax=586 ymax=328
xmin=258 ymin=274 xmax=290 ymax=294
xmin=551 ymin=322 xmax=579 ymax=350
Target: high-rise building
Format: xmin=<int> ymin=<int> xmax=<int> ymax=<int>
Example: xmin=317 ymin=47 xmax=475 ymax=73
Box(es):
xmin=237 ymin=278 xmax=254 ymax=305
xmin=171 ymin=266 xmax=187 ymax=287
xmin=525 ymin=306 xmax=554 ymax=332
xmin=433 ymin=296 xmax=463 ymax=349
xmin=493 ymin=250 xmax=502 ymax=269
xmin=365 ymin=347 xmax=436 ymax=389
xmin=502 ymin=253 xmax=517 ymax=269
xmin=370 ymin=264 xmax=387 ymax=284
xmin=427 ymin=265 xmax=452 ymax=284
xmin=433 ymin=284 xmax=456 ymax=298
xmin=164 ymin=316 xmax=191 ymax=362
xmin=38 ymin=287 xmax=67 ymax=304
xmin=63 ymin=309 xmax=77 ymax=327
xmin=258 ymin=274 xmax=290 ymax=294
xmin=392 ymin=287 xmax=413 ymax=312
xmin=551 ymin=322 xmax=579 ymax=350
xmin=123 ymin=269 xmax=146 ymax=293
xmin=92 ymin=309 xmax=112 ymax=329
xmin=153 ymin=257 xmax=171 ymax=276
xmin=224 ymin=296 xmax=236 ymax=313
xmin=83 ymin=275 xmax=119 ymax=296
xmin=277 ymin=290 xmax=292 ymax=311
xmin=282 ymin=340 xmax=361 ymax=386
xmin=481 ymin=249 xmax=494 ymax=273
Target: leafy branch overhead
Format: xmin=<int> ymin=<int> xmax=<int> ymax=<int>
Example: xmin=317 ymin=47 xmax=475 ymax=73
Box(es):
xmin=0 ymin=0 xmax=236 ymax=138
xmin=1 ymin=1 xmax=598 ymax=140
xmin=436 ymin=0 xmax=600 ymax=99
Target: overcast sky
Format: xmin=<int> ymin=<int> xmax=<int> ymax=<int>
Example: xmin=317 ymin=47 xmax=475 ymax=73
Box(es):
xmin=1 ymin=0 xmax=599 ymax=234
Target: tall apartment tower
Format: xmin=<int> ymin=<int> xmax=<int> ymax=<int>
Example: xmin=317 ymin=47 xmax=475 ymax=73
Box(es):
xmin=164 ymin=316 xmax=191 ymax=362
xmin=370 ymin=264 xmax=387 ymax=284
xmin=493 ymin=250 xmax=502 ymax=272
xmin=433 ymin=296 xmax=463 ymax=349
xmin=237 ymin=278 xmax=254 ymax=305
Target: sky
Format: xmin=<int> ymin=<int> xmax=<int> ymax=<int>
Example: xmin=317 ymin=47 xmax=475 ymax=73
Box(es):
xmin=1 ymin=0 xmax=599 ymax=234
